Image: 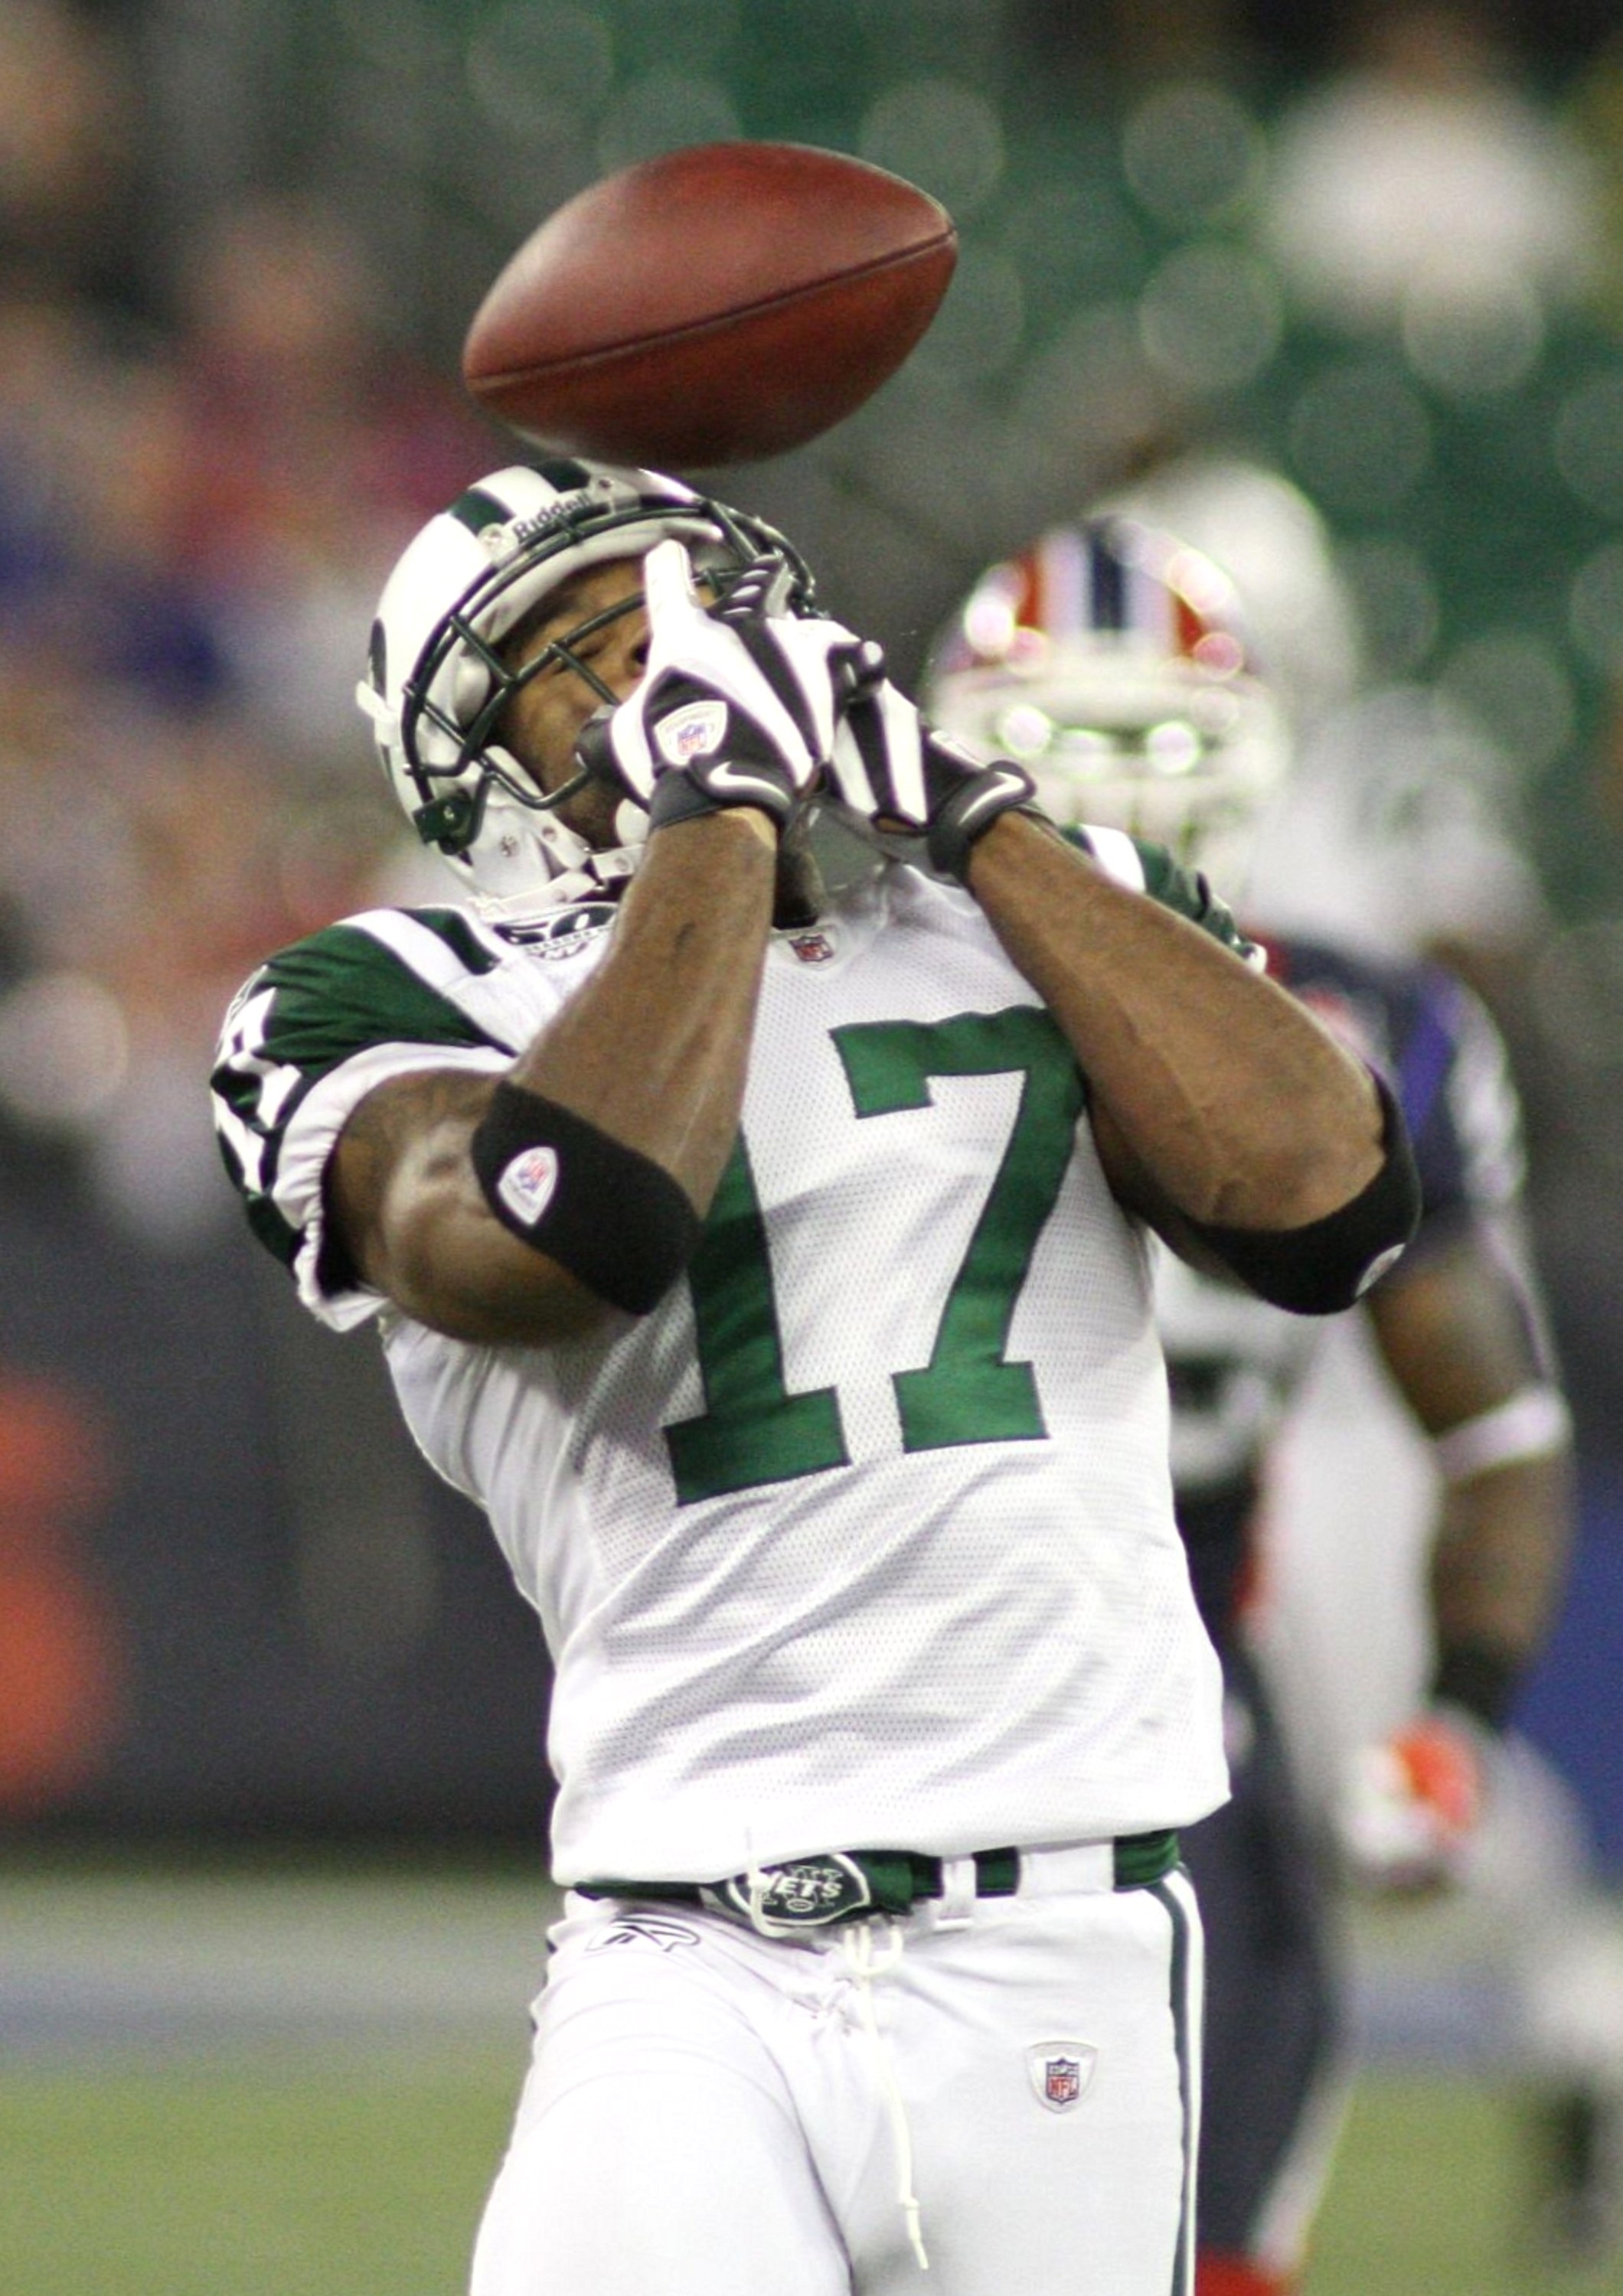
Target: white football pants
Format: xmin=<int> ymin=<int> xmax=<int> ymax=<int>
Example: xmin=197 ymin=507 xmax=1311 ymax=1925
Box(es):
xmin=470 ymin=1846 xmax=1202 ymax=2296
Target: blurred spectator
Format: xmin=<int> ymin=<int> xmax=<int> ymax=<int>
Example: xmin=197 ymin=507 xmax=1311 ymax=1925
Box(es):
xmin=0 ymin=182 xmax=492 ymax=1241
xmin=165 ymin=190 xmax=494 ymax=756
xmin=1263 ymin=1 xmax=1602 ymax=368
xmin=0 ymin=171 xmax=494 ymax=1244
xmin=0 ymin=326 xmax=235 ymax=713
xmin=0 ymin=0 xmax=145 ymax=326
xmin=0 ymin=1375 xmax=122 ymax=1816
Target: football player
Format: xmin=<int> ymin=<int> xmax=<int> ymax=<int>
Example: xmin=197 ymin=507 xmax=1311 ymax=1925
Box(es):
xmin=925 ymin=509 xmax=1576 ymax=2296
xmin=210 ymin=458 xmax=1417 ymax=2296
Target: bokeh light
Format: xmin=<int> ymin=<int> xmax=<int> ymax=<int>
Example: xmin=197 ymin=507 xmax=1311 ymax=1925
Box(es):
xmin=1553 ymin=367 xmax=1623 ymax=519
xmin=1337 ymin=535 xmax=1441 ymax=677
xmin=1121 ymin=80 xmax=1265 ymax=226
xmin=1138 ymin=241 xmax=1282 ymax=394
xmin=858 ymin=78 xmax=1004 ymax=216
xmin=465 ymin=5 xmax=616 ymax=141
xmin=1440 ymin=628 xmax=1577 ymax=777
xmin=1288 ymin=360 xmax=1432 ymax=514
xmin=593 ymin=71 xmax=739 ymax=172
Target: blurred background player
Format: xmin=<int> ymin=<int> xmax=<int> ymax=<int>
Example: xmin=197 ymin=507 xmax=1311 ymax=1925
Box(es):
xmin=924 ymin=498 xmax=1588 ymax=2293
xmin=1094 ymin=447 xmax=1623 ymax=2271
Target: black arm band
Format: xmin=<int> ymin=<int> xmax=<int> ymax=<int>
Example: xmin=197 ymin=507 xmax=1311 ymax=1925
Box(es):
xmin=1431 ymin=1640 xmax=1521 ymax=1733
xmin=1189 ymin=1071 xmax=1421 ymax=1316
xmin=470 ymin=1082 xmax=702 ymax=1316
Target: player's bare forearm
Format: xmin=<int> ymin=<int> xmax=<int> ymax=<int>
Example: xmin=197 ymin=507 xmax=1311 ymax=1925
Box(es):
xmin=1369 ymin=1238 xmax=1575 ymax=1667
xmin=965 ymin=812 xmax=1386 ymax=1229
xmin=508 ymin=809 xmax=775 ymax=1182
xmin=1429 ymin=1453 xmax=1573 ymax=1669
xmin=330 ymin=810 xmax=776 ymax=1342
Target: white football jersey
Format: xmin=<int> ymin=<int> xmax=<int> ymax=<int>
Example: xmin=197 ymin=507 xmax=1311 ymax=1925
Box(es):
xmin=213 ymin=850 xmax=1236 ymax=1883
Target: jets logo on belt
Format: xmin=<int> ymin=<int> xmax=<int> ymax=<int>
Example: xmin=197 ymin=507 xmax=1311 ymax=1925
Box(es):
xmin=718 ymin=1854 xmax=871 ymax=1927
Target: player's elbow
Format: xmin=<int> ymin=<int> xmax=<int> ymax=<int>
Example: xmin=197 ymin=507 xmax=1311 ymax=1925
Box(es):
xmin=468 ymin=1083 xmax=704 ymax=1322
xmin=1188 ymin=1075 xmax=1422 ymax=1316
xmin=371 ymin=1141 xmax=697 ymax=1346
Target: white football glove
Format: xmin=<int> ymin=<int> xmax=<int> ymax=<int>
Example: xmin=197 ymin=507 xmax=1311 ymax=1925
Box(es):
xmin=576 ymin=540 xmax=877 ymax=832
xmin=827 ymin=674 xmax=1041 ymax=882
xmin=1336 ymin=1707 xmax=1491 ymax=1893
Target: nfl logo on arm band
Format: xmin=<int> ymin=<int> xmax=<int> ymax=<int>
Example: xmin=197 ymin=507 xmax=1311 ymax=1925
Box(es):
xmin=495 ymin=1144 xmax=560 ymax=1227
xmin=469 ymin=1081 xmax=701 ymax=1316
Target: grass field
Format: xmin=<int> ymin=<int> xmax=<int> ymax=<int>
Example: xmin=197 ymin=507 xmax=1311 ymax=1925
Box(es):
xmin=1308 ymin=2077 xmax=1623 ymax=2294
xmin=2 ymin=2059 xmax=1618 ymax=2294
xmin=3 ymin=1854 xmax=1621 ymax=2294
xmin=0 ymin=2050 xmax=519 ymax=2296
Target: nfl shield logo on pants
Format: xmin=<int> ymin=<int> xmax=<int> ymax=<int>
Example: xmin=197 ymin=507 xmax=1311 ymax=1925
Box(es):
xmin=1027 ymin=2040 xmax=1098 ymax=2112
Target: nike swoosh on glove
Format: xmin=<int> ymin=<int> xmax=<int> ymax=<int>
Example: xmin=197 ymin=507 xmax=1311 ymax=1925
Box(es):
xmin=575 ymin=540 xmax=873 ymax=833
xmin=828 ymin=675 xmax=1041 ymax=882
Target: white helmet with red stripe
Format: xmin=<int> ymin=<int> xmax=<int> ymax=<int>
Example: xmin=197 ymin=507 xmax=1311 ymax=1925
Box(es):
xmin=923 ymin=517 xmax=1288 ymax=885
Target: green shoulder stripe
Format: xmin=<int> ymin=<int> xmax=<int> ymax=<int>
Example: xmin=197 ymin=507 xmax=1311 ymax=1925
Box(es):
xmin=1132 ymin=840 xmax=1251 ymax=954
xmin=253 ymin=910 xmax=506 ymax=1079
xmin=211 ymin=908 xmax=513 ymax=1243
xmin=244 ymin=1188 xmax=302 ymax=1272
xmin=1063 ymin=826 xmax=1253 ymax=959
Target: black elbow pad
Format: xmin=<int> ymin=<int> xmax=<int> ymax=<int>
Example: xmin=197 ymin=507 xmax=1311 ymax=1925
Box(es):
xmin=1188 ymin=1073 xmax=1420 ymax=1316
xmin=470 ymin=1082 xmax=702 ymax=1316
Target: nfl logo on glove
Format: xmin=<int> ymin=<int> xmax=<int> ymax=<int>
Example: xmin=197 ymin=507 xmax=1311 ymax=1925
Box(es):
xmin=656 ymin=700 xmax=728 ymax=764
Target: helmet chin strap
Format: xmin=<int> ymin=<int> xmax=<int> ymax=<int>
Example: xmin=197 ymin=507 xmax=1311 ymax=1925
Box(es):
xmin=441 ymin=729 xmax=651 ymax=923
xmin=465 ymin=794 xmax=648 ymax=926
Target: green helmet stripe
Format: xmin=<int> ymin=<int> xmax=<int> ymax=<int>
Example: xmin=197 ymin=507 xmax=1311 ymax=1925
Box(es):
xmin=447 ymin=485 xmax=518 ymax=536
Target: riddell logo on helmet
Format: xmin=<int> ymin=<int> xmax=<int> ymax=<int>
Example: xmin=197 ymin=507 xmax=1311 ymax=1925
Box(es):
xmin=478 ymin=494 xmax=594 ymax=559
xmin=656 ymin=700 xmax=727 ymax=765
xmin=509 ymin=493 xmax=591 ymax=545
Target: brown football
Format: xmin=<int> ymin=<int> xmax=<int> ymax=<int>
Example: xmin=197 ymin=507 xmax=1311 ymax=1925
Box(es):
xmin=461 ymin=141 xmax=957 ymax=468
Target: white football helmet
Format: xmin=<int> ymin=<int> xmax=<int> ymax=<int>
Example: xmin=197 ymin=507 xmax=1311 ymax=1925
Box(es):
xmin=1097 ymin=451 xmax=1363 ymax=739
xmin=357 ymin=456 xmax=814 ymax=922
xmin=923 ymin=516 xmax=1289 ymax=891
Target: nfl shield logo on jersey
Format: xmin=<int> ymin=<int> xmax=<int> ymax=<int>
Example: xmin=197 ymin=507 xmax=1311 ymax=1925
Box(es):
xmin=786 ymin=928 xmax=835 ymax=964
xmin=1027 ymin=2040 xmax=1098 ymax=2112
